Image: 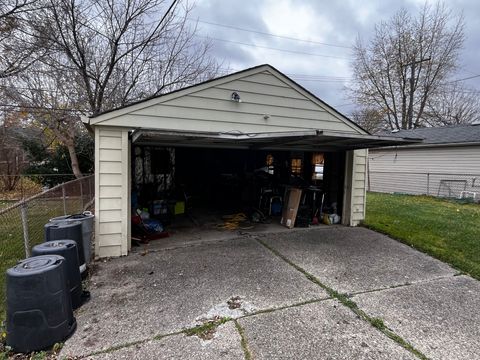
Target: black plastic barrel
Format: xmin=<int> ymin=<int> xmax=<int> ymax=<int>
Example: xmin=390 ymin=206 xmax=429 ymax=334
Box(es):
xmin=6 ymin=255 xmax=76 ymax=353
xmin=50 ymin=211 xmax=94 ymax=265
xmin=32 ymin=240 xmax=82 ymax=309
xmin=44 ymin=221 xmax=85 ymax=273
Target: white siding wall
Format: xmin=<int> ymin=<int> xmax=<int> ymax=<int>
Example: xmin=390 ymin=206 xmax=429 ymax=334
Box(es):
xmin=343 ymin=149 xmax=368 ymax=226
xmin=95 ymin=127 xmax=131 ymax=258
xmin=92 ymin=70 xmax=362 ymax=135
xmin=368 ymin=145 xmax=480 ymax=196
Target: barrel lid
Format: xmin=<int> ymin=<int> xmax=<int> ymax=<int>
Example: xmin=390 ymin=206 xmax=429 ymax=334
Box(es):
xmin=50 ymin=211 xmax=94 ymax=222
xmin=7 ymin=255 xmax=64 ymax=276
xmin=45 ymin=220 xmax=82 ymax=228
xmin=69 ymin=213 xmax=92 ymax=219
xmin=35 ymin=240 xmax=76 ymax=249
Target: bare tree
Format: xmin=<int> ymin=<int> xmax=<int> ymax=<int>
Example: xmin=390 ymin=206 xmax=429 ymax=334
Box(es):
xmin=40 ymin=0 xmax=220 ymax=115
xmin=4 ymin=64 xmax=87 ymax=178
xmin=0 ymin=115 xmax=29 ymax=190
xmin=0 ymin=0 xmax=48 ymax=78
xmin=351 ymin=108 xmax=386 ymax=134
xmin=423 ymin=82 xmax=480 ymax=126
xmin=4 ymin=0 xmax=220 ymax=178
xmin=351 ymin=3 xmax=465 ymax=130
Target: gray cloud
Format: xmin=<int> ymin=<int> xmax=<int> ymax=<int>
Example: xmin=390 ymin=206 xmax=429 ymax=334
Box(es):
xmin=190 ymin=0 xmax=480 ymax=113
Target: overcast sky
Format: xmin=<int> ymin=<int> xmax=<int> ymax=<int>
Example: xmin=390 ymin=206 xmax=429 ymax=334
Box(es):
xmin=188 ymin=0 xmax=480 ymax=115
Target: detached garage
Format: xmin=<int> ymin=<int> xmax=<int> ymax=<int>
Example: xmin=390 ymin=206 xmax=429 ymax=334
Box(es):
xmin=86 ymin=64 xmax=414 ymax=258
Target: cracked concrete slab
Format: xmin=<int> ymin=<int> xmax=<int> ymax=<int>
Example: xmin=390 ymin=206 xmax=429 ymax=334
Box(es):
xmin=260 ymin=226 xmax=456 ymax=293
xmin=353 ymin=275 xmax=480 ymax=360
xmin=86 ymin=321 xmax=244 ymax=360
xmin=196 ymin=296 xmax=256 ymax=321
xmin=238 ymin=299 xmax=416 ymax=359
xmin=60 ymin=236 xmax=327 ymax=357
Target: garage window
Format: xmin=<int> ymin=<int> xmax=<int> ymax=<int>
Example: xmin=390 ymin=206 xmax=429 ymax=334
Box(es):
xmin=291 ymin=158 xmax=302 ymax=175
xmin=266 ymin=154 xmax=274 ymax=175
xmin=312 ymin=153 xmax=324 ymax=180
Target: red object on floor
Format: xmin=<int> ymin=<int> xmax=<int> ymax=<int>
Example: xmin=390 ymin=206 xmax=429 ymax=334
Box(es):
xmin=132 ymin=215 xmax=142 ymax=225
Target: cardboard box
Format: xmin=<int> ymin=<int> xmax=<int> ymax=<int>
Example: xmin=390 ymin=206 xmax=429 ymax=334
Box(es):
xmin=280 ymin=188 xmax=302 ymax=229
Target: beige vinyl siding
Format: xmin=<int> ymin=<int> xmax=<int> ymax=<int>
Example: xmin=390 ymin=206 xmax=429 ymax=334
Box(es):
xmin=368 ymin=145 xmax=480 ymax=196
xmin=343 ymin=149 xmax=368 ymax=226
xmin=95 ymin=127 xmax=130 ymax=258
xmin=342 ymin=152 xmax=353 ymax=225
xmin=105 ymin=114 xmax=347 ymax=134
xmin=90 ymin=68 xmax=364 ymax=135
xmin=186 ymin=88 xmax=321 ymax=110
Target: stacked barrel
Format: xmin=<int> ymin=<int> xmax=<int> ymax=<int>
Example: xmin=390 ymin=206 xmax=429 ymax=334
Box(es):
xmin=5 ymin=212 xmax=94 ymax=353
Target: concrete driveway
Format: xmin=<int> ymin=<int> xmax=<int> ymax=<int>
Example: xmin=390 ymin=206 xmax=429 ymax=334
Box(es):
xmin=60 ymin=227 xmax=480 ymax=359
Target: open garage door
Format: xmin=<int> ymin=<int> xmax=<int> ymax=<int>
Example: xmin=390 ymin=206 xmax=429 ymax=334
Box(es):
xmin=132 ymin=129 xmax=420 ymax=151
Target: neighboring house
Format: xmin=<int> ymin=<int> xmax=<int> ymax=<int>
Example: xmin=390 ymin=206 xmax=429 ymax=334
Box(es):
xmin=85 ymin=64 xmax=413 ymax=258
xmin=368 ymin=124 xmax=480 ymax=199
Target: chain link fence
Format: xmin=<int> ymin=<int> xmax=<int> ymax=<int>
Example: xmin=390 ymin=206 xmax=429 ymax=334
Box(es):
xmin=368 ymin=171 xmax=480 ymax=201
xmin=0 ymin=175 xmax=94 ymax=318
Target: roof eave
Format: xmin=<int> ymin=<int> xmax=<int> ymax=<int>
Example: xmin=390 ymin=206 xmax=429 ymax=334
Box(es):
xmin=370 ymin=141 xmax=480 ymax=150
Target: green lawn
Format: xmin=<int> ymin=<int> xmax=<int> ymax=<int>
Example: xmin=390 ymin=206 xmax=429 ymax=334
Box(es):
xmin=0 ymin=201 xmax=15 ymax=210
xmin=364 ymin=192 xmax=480 ymax=280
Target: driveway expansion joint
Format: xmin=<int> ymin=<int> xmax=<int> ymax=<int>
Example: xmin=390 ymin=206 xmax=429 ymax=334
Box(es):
xmin=78 ymin=329 xmax=185 ymax=359
xmin=234 ymin=320 xmax=252 ymax=360
xmin=239 ymin=297 xmax=332 ymax=319
xmin=80 ymin=338 xmax=151 ymax=359
xmin=76 ymin=298 xmax=332 ymax=359
xmin=348 ymin=273 xmax=462 ymax=298
xmin=254 ymin=237 xmax=429 ymax=360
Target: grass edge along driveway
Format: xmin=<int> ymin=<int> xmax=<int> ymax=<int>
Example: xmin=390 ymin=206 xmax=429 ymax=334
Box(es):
xmin=363 ymin=192 xmax=480 ymax=280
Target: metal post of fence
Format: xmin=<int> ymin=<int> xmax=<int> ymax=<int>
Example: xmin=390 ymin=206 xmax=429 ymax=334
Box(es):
xmin=20 ymin=202 xmax=30 ymax=258
xmin=62 ymin=184 xmax=67 ymax=215
xmin=21 ymin=175 xmax=24 ymax=199
xmin=427 ymin=173 xmax=430 ymax=196
xmin=80 ymin=179 xmax=84 ymax=210
xmin=89 ymin=176 xmax=93 ymax=200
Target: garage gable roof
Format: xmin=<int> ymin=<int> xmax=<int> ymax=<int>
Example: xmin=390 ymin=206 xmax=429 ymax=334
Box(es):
xmin=88 ymin=64 xmax=367 ymax=135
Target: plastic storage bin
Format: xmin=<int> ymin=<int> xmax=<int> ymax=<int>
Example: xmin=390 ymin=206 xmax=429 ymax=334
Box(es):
xmin=32 ymin=240 xmax=82 ymax=309
xmin=44 ymin=221 xmax=85 ymax=273
xmin=50 ymin=211 xmax=94 ymax=264
xmin=6 ymin=255 xmax=76 ymax=353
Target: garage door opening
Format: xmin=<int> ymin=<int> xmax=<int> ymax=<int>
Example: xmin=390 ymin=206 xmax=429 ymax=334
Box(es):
xmin=130 ymin=144 xmax=346 ymax=246
xmin=88 ymin=64 xmax=422 ymax=258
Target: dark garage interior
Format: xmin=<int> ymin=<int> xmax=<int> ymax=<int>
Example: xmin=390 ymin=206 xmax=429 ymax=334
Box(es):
xmin=130 ymin=144 xmax=346 ymax=242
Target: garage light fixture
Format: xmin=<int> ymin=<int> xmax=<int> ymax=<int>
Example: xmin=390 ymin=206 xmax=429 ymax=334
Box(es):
xmin=231 ymin=91 xmax=242 ymax=102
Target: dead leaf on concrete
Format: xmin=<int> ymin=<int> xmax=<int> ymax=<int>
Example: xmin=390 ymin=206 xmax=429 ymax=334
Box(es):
xmin=227 ymin=296 xmax=242 ymax=310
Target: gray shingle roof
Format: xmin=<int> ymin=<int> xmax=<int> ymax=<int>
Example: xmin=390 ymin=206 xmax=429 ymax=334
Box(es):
xmin=376 ymin=124 xmax=480 ymax=145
